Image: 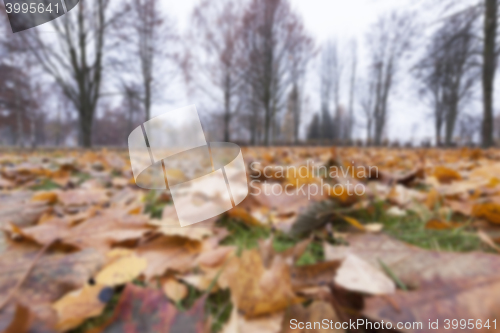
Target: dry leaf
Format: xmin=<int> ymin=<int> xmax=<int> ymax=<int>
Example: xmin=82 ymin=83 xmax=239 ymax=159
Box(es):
xmin=433 ymin=166 xmax=462 ymax=184
xmin=52 ymin=283 xmax=110 ymax=331
xmin=334 ymin=254 xmax=395 ymax=295
xmin=324 ymin=234 xmax=500 ymax=289
xmin=222 ymin=250 xmax=302 ymax=318
xmin=162 ymin=277 xmax=188 ymax=303
xmin=137 ymin=236 xmax=202 ymax=279
xmin=95 ymin=254 xmax=147 ymax=287
xmin=364 ymin=277 xmax=500 ymax=333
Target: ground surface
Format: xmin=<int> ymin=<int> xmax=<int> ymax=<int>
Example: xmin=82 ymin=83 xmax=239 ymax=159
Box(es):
xmin=0 ymin=147 xmax=499 ymax=333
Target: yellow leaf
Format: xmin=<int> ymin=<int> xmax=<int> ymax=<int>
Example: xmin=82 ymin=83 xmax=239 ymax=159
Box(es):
xmin=425 ymin=219 xmax=460 ymax=230
xmin=425 ymin=188 xmax=441 ymax=209
xmin=162 ymin=277 xmax=188 ymax=302
xmin=340 ymin=215 xmax=365 ymax=231
xmin=433 ymin=166 xmax=461 ymax=184
xmin=473 ymin=203 xmax=500 ymax=224
xmin=53 ymin=284 xmax=108 ymax=332
xmin=95 ymin=255 xmax=147 ymax=286
xmin=227 ymin=207 xmax=262 ymax=226
xmin=31 ymin=191 xmax=58 ymax=204
xmin=285 ymin=166 xmax=319 ymax=187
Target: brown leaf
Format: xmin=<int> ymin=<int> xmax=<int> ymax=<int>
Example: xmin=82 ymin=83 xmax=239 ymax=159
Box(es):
xmin=97 ymin=284 xmax=177 ymax=333
xmin=291 ymin=261 xmax=341 ymax=291
xmin=424 ymin=219 xmax=461 ymax=230
xmin=222 ymin=307 xmax=284 ymax=333
xmin=58 ymin=189 xmax=109 ymax=207
xmin=17 ymin=209 xmax=151 ymax=251
xmin=433 ymin=166 xmax=462 ymax=184
xmin=137 ymin=236 xmax=202 ymax=279
xmin=282 ymin=301 xmax=342 ymax=333
xmin=364 ymin=277 xmax=500 ymax=333
xmin=0 ymin=244 xmax=104 ymax=326
xmin=324 ymin=234 xmax=500 ymax=289
xmin=1 ymin=304 xmax=31 ymax=333
xmin=221 ymin=250 xmax=302 ymax=318
xmin=472 ymin=202 xmax=500 ymax=224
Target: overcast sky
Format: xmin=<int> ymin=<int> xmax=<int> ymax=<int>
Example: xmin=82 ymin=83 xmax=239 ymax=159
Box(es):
xmin=163 ymin=0 xmax=468 ymax=143
xmin=30 ymin=0 xmax=486 ymax=143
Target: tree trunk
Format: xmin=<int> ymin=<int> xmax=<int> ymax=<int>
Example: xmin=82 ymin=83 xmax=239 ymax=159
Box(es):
xmin=80 ymin=109 xmax=93 ymax=148
xmin=348 ymin=53 xmax=357 ymax=141
xmin=482 ymin=0 xmax=497 ymax=148
xmin=445 ymin=100 xmax=458 ymax=146
xmin=224 ymin=73 xmax=231 ymax=142
xmin=435 ymin=108 xmax=442 ymax=146
xmin=144 ymin=82 xmax=152 ymax=122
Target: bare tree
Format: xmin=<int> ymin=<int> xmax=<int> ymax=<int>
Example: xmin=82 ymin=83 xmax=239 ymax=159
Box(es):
xmin=365 ymin=11 xmax=417 ymax=146
xmin=319 ymin=39 xmax=344 ymax=141
xmin=359 ymin=78 xmax=375 ymax=143
xmin=415 ymin=9 xmax=479 ymax=146
xmin=11 ymin=0 xmax=126 ymax=147
xmin=120 ymin=0 xmax=178 ymax=122
xmin=319 ymin=42 xmax=335 ymax=141
xmin=347 ymin=40 xmax=357 ymax=141
xmin=241 ymin=0 xmax=313 ymax=145
xmin=189 ymin=0 xmax=245 ymax=142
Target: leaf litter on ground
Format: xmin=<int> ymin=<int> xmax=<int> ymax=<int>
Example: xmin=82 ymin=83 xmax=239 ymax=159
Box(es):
xmin=0 ymin=147 xmax=500 ymax=332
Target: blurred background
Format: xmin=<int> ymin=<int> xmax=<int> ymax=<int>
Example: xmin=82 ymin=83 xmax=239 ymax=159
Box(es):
xmin=0 ymin=0 xmax=497 ymax=148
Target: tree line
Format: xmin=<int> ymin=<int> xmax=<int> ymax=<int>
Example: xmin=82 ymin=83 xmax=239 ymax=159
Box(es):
xmin=0 ymin=0 xmax=498 ymax=147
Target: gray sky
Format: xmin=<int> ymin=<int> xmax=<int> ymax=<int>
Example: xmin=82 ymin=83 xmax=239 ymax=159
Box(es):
xmin=165 ymin=0 xmax=455 ymax=143
xmin=31 ymin=0 xmax=485 ymax=143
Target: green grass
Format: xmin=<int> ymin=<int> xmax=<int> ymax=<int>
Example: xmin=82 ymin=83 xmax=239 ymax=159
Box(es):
xmin=349 ymin=200 xmax=484 ymax=252
xmin=30 ymin=178 xmax=60 ymax=191
xmin=218 ymin=217 xmax=270 ymax=252
xmin=73 ymin=171 xmax=92 ymax=184
xmin=143 ymin=190 xmax=169 ymax=219
xmin=205 ymin=289 xmax=233 ymax=333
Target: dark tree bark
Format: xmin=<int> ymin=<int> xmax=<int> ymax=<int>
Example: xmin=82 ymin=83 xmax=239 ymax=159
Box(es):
xmin=482 ymin=0 xmax=497 ymax=148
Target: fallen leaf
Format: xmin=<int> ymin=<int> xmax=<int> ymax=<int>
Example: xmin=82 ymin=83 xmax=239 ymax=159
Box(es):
xmin=52 ymin=283 xmax=111 ymax=331
xmin=222 ymin=307 xmax=284 ymax=333
xmin=31 ymin=191 xmax=58 ymax=204
xmin=95 ymin=254 xmax=147 ymax=287
xmin=334 ymin=254 xmax=395 ymax=295
xmin=424 ymin=219 xmax=461 ymax=230
xmin=282 ymin=301 xmax=342 ymax=333
xmin=433 ymin=166 xmax=462 ymax=184
xmin=472 ymin=202 xmax=500 ymax=224
xmin=324 ymin=234 xmax=500 ymax=289
xmin=58 ymin=189 xmax=109 ymax=207
xmin=17 ymin=209 xmax=151 ymax=251
xmin=386 ymin=206 xmax=407 ymax=217
xmin=221 ymin=250 xmax=302 ymax=318
xmin=137 ymin=236 xmax=202 ymax=279
xmin=1 ymin=304 xmax=31 ymax=333
xmin=162 ymin=277 xmax=188 ymax=303
xmin=290 ymin=261 xmax=341 ymax=291
xmin=0 ymin=245 xmax=104 ymax=325
xmin=97 ymin=284 xmax=177 ymax=333
xmin=364 ymin=277 xmax=500 ymax=333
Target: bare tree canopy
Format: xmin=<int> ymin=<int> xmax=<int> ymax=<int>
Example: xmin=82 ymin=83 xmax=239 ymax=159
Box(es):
xmin=362 ymin=11 xmax=418 ymax=146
